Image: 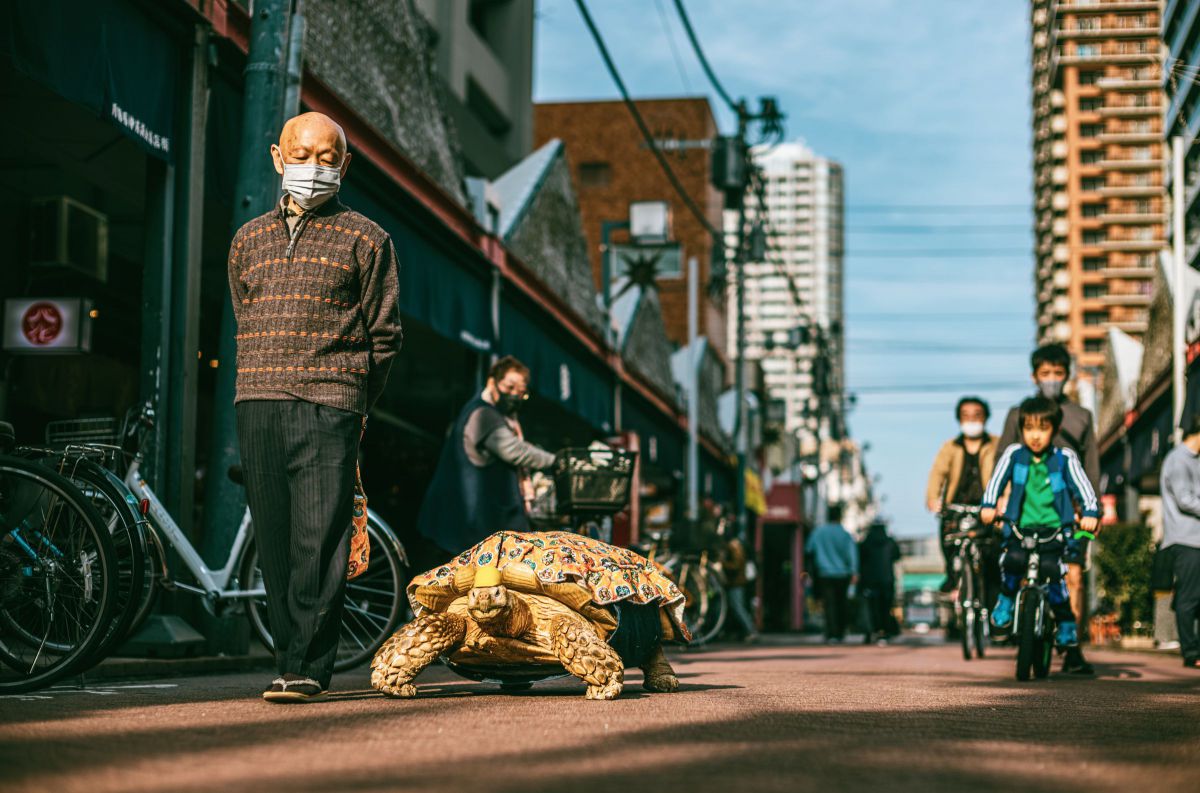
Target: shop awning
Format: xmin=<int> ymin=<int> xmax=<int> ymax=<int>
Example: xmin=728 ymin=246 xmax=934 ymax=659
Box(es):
xmin=0 ymin=0 xmax=179 ymax=160
xmin=500 ymin=293 xmax=614 ymax=432
xmin=341 ymin=170 xmax=494 ymax=353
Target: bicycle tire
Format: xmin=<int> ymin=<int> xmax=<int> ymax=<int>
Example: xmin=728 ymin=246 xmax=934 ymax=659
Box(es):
xmin=24 ymin=452 xmax=150 ymax=661
xmin=241 ymin=513 xmax=408 ymax=672
xmin=1033 ymin=619 xmax=1053 ymax=679
xmin=678 ymin=561 xmax=727 ymax=645
xmin=959 ymin=561 xmax=974 ymax=661
xmin=0 ymin=458 xmax=118 ymax=693
xmin=973 ymin=604 xmax=988 ymax=659
xmin=1015 ymin=591 xmax=1040 ymax=682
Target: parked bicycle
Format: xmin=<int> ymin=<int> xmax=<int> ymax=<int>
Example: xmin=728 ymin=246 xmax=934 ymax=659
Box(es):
xmin=0 ymin=421 xmax=120 ymax=694
xmin=5 ymin=403 xmax=410 ymax=692
xmin=942 ymin=504 xmax=993 ymax=661
xmin=632 ymin=524 xmax=728 ymax=647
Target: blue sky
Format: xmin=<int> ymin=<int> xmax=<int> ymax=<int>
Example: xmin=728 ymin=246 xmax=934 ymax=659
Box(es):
xmin=534 ymin=0 xmax=1037 ymax=537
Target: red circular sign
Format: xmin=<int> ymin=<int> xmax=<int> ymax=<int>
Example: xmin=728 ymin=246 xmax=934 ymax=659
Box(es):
xmin=22 ymin=302 xmax=63 ymax=346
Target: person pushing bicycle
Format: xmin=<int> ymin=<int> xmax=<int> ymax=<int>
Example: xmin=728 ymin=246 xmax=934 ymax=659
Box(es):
xmin=980 ymin=396 xmax=1099 ymax=654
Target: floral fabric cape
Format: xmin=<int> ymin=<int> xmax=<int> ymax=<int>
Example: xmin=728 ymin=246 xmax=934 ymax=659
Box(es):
xmin=409 ymin=531 xmax=689 ymax=640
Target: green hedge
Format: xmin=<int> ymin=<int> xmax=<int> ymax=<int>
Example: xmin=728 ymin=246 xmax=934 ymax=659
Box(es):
xmin=1093 ymin=522 xmax=1154 ymax=634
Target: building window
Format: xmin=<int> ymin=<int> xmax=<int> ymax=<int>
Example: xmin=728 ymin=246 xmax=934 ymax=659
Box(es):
xmin=1076 ymin=17 xmax=1100 ymax=31
xmin=1080 ymin=123 xmax=1104 ymax=138
xmin=1080 ymin=150 xmax=1102 ymax=165
xmin=1077 ymin=44 xmax=1099 ymax=58
xmin=1078 ymin=70 xmax=1101 ymax=85
xmin=1082 ymin=203 xmax=1104 ymax=217
xmin=1079 ymin=97 xmax=1102 ymax=112
xmin=578 ymin=162 xmax=612 ymax=188
xmin=1081 ymin=176 xmax=1105 ymax=191
xmin=1082 ymin=230 xmax=1106 ymax=244
xmin=1083 ymin=256 xmax=1106 ymax=271
xmin=1083 ymin=284 xmax=1106 ymax=298
xmin=1084 ymin=338 xmax=1104 ymax=353
xmin=1084 ymin=311 xmax=1106 ymax=326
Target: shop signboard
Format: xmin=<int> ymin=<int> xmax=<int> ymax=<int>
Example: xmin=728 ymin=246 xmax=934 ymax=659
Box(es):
xmin=3 ymin=298 xmax=93 ymax=353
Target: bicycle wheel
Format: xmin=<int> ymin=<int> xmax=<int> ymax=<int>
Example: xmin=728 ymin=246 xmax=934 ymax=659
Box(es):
xmin=0 ymin=458 xmax=117 ymax=693
xmin=1015 ymin=591 xmax=1040 ymax=682
xmin=958 ymin=562 xmax=974 ymax=661
xmin=1033 ymin=619 xmax=1053 ymax=679
xmin=27 ymin=453 xmax=150 ymax=660
xmin=241 ymin=514 xmax=408 ymax=672
xmin=678 ymin=560 xmax=727 ymax=645
xmin=973 ymin=604 xmax=988 ymax=659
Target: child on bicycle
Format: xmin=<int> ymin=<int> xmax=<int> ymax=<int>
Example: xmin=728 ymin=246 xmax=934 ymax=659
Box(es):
xmin=979 ymin=396 xmax=1099 ymax=650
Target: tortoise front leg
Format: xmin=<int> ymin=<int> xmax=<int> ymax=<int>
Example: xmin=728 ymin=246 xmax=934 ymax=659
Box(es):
xmin=550 ymin=614 xmax=624 ymax=700
xmin=371 ymin=613 xmax=467 ymax=698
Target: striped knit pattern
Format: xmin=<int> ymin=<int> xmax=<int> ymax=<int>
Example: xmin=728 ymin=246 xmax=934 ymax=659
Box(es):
xmin=228 ymin=197 xmax=402 ymax=415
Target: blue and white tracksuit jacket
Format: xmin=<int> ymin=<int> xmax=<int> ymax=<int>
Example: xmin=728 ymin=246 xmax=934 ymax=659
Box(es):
xmin=981 ymin=444 xmax=1099 ymax=619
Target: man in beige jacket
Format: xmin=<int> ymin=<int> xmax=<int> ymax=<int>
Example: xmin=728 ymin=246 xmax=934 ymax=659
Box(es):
xmin=926 ymin=397 xmax=997 ymax=592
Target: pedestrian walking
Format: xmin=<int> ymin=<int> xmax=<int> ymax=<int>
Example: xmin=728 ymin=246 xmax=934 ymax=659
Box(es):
xmin=806 ymin=503 xmax=859 ymax=643
xmin=858 ymin=519 xmax=900 ymax=644
xmin=229 ymin=112 xmax=402 ymax=702
xmin=417 ymin=356 xmax=556 ymax=557
xmin=1160 ymin=415 xmax=1200 ymax=670
xmin=996 ymin=343 xmax=1100 ymax=674
xmin=721 ymin=521 xmax=759 ymax=642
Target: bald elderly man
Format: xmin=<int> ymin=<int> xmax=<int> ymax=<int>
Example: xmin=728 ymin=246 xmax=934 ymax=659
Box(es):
xmin=228 ymin=112 xmax=401 ymax=702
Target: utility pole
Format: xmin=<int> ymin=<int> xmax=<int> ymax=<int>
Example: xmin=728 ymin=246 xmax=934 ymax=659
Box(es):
xmin=687 ymin=256 xmax=700 ymax=524
xmin=1173 ymin=135 xmax=1187 ymax=443
xmin=732 ymin=109 xmax=750 ymax=542
xmin=200 ymin=0 xmax=292 ymax=649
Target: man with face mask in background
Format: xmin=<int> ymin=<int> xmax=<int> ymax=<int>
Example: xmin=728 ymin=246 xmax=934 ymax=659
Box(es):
xmin=417 ymin=356 xmax=557 ymax=559
xmin=229 ymin=113 xmax=402 ymax=702
xmin=926 ymin=396 xmax=997 ymax=593
xmin=997 ymin=343 xmax=1100 ymax=674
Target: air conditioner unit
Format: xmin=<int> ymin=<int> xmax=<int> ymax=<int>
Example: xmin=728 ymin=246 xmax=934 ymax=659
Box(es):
xmin=29 ymin=196 xmax=109 ymax=282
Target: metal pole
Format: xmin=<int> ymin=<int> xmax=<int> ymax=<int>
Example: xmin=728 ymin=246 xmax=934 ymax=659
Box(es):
xmin=1174 ymin=136 xmax=1186 ymax=442
xmin=283 ymin=0 xmax=306 ymax=119
xmin=201 ymin=0 xmax=291 ymax=574
xmin=687 ymin=256 xmax=699 ymax=522
xmin=733 ymin=128 xmax=749 ymax=540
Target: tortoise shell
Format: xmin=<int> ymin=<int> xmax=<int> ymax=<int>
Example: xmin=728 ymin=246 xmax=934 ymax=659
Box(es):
xmin=408 ymin=531 xmax=690 ymax=644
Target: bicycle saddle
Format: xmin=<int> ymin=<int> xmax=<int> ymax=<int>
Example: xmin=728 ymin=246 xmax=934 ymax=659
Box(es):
xmin=0 ymin=421 xmax=13 ymax=454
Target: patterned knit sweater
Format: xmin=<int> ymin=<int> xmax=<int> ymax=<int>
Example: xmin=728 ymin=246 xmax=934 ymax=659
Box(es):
xmin=227 ymin=196 xmax=402 ymax=415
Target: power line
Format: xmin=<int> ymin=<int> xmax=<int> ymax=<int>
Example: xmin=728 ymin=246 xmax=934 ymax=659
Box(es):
xmin=671 ymin=0 xmax=738 ymax=112
xmin=848 ymin=249 xmax=1031 ymax=257
xmin=654 ymin=0 xmax=694 ymax=95
xmin=847 ymin=204 xmax=1028 ymax=212
xmin=573 ymin=0 xmax=722 ymax=242
xmin=847 ymin=224 xmax=1031 ymax=233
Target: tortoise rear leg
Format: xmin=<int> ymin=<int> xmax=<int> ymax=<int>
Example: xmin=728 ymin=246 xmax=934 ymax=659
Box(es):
xmin=371 ymin=613 xmax=467 ymax=698
xmin=640 ymin=643 xmax=679 ymax=693
xmin=550 ymin=614 xmax=624 ymax=700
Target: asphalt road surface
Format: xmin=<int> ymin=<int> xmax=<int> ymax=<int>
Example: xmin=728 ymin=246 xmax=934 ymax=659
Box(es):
xmin=2 ymin=638 xmax=1197 ymax=793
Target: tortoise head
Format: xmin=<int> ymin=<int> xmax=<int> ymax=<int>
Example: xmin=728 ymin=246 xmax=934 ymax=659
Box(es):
xmin=467 ymin=566 xmax=511 ymax=624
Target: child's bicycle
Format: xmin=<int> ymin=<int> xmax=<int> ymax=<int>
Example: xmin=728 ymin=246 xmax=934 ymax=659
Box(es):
xmin=1009 ymin=522 xmax=1093 ymax=681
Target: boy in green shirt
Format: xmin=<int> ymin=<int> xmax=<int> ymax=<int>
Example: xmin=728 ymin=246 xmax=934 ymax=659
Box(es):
xmin=980 ymin=397 xmax=1100 ymax=648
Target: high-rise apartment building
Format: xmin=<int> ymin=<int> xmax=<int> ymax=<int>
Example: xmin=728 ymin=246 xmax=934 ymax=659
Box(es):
xmin=731 ymin=142 xmax=844 ymax=434
xmin=1031 ymin=0 xmax=1165 ymax=371
xmin=414 ymin=0 xmax=534 ymax=179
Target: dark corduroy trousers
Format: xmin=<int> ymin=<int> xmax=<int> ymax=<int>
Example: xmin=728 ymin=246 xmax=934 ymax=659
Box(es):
xmin=236 ymin=400 xmax=360 ymax=688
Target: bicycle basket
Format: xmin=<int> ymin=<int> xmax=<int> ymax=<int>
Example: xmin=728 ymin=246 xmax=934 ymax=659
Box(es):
xmin=44 ymin=417 xmax=121 ymax=447
xmin=552 ymin=447 xmax=637 ymax=515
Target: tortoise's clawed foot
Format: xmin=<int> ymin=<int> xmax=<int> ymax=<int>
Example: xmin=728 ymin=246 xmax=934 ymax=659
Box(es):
xmin=585 ymin=680 xmax=623 ymax=700
xmin=376 ymin=681 xmax=418 ymax=698
xmin=642 ymin=671 xmax=679 ymax=693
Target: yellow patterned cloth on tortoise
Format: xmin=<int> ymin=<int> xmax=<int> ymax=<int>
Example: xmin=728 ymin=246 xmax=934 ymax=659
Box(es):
xmin=408 ymin=530 xmax=688 ymax=642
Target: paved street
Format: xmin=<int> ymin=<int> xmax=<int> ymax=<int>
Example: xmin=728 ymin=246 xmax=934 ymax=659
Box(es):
xmin=1 ymin=638 xmax=1197 ymax=793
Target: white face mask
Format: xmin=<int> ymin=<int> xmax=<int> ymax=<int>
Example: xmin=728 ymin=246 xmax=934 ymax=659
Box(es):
xmin=960 ymin=421 xmax=985 ymax=439
xmin=281 ymin=162 xmax=341 ymax=210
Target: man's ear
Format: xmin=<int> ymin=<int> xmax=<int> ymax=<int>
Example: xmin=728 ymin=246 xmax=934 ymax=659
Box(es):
xmin=339 ymin=150 xmax=353 ymax=178
xmin=271 ymin=144 xmax=285 ymax=176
